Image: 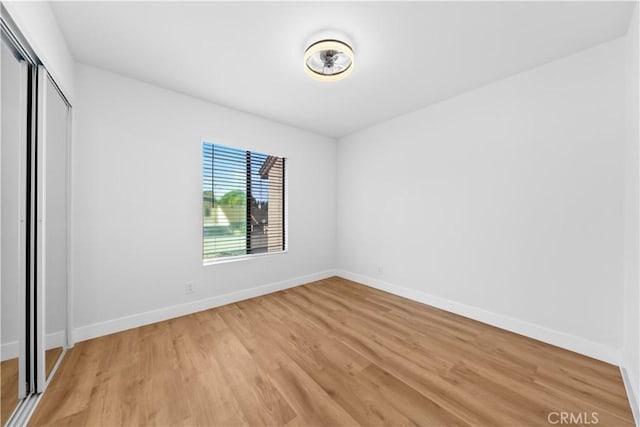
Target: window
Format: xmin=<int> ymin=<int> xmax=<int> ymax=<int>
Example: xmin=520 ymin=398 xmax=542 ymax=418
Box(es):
xmin=202 ymin=142 xmax=286 ymax=261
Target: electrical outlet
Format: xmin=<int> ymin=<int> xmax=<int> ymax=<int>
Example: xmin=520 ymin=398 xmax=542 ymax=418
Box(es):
xmin=185 ymin=281 xmax=195 ymax=294
xmin=377 ymin=266 xmax=384 ymax=274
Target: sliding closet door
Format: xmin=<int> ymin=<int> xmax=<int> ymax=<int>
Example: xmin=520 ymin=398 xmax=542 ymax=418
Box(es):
xmin=35 ymin=66 xmax=69 ymax=391
xmin=1 ymin=37 xmax=29 ymax=421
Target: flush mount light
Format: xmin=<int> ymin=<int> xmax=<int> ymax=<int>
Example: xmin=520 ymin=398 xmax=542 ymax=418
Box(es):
xmin=304 ymin=39 xmax=354 ymax=82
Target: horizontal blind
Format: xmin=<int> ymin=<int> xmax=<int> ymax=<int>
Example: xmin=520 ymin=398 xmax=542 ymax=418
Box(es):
xmin=202 ymin=142 xmax=285 ymax=260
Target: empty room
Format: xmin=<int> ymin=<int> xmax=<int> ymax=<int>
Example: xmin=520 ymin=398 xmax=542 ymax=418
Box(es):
xmin=1 ymin=1 xmax=639 ymax=426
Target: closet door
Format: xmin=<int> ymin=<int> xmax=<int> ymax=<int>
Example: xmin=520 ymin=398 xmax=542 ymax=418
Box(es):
xmin=35 ymin=66 xmax=70 ymax=391
xmin=1 ymin=37 xmax=29 ymax=422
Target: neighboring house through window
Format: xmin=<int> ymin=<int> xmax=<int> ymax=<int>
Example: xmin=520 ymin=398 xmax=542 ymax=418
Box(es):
xmin=202 ymin=142 xmax=286 ymax=261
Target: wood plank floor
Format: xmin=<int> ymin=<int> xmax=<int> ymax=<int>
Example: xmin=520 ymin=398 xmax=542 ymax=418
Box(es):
xmin=1 ymin=347 xmax=65 ymax=425
xmin=29 ymin=277 xmax=634 ymax=426
xmin=46 ymin=347 xmax=64 ymax=378
xmin=1 ymin=357 xmax=19 ymax=426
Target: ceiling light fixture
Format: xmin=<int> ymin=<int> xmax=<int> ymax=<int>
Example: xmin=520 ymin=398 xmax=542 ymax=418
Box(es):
xmin=304 ymin=39 xmax=354 ymax=82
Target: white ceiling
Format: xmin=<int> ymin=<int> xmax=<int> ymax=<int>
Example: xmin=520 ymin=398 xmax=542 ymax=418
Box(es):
xmin=51 ymin=1 xmax=635 ymax=138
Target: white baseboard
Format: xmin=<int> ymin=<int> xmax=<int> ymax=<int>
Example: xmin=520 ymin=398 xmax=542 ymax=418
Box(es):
xmin=73 ymin=269 xmax=338 ymax=343
xmin=335 ymin=270 xmax=621 ymax=366
xmin=1 ymin=331 xmax=66 ymax=361
xmin=1 ymin=341 xmax=18 ymax=362
xmin=622 ymin=367 xmax=640 ymax=427
xmin=45 ymin=331 xmax=66 ymax=350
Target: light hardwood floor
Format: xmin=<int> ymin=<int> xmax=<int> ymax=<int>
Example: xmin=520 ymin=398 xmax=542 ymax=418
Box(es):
xmin=46 ymin=347 xmax=64 ymax=378
xmin=1 ymin=347 xmax=65 ymax=425
xmin=1 ymin=357 xmax=19 ymax=426
xmin=29 ymin=277 xmax=634 ymax=426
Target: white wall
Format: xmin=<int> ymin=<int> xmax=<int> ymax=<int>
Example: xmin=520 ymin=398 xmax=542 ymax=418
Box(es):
xmin=337 ymin=38 xmax=626 ymax=363
xmin=623 ymin=3 xmax=640 ymax=417
xmin=3 ymin=1 xmax=75 ymax=102
xmin=71 ymin=64 xmax=336 ymax=340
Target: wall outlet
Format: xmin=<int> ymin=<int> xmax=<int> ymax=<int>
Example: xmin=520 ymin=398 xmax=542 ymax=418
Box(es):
xmin=377 ymin=266 xmax=384 ymax=274
xmin=185 ymin=281 xmax=196 ymax=294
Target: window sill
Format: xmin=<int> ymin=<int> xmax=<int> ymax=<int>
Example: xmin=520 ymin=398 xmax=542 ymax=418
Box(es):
xmin=203 ymin=250 xmax=288 ymax=266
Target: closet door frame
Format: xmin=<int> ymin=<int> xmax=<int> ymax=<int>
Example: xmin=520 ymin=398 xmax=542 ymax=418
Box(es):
xmin=35 ymin=66 xmax=47 ymax=392
xmin=35 ymin=66 xmax=72 ymax=393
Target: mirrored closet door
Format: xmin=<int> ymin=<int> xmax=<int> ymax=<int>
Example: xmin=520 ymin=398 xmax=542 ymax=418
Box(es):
xmin=1 ymin=33 xmax=29 ymax=427
xmin=1 ymin=7 xmax=72 ymax=424
xmin=36 ymin=66 xmax=70 ymax=389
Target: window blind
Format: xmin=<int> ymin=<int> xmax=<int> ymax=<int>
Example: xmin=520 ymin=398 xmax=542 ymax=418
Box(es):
xmin=202 ymin=142 xmax=285 ymax=260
